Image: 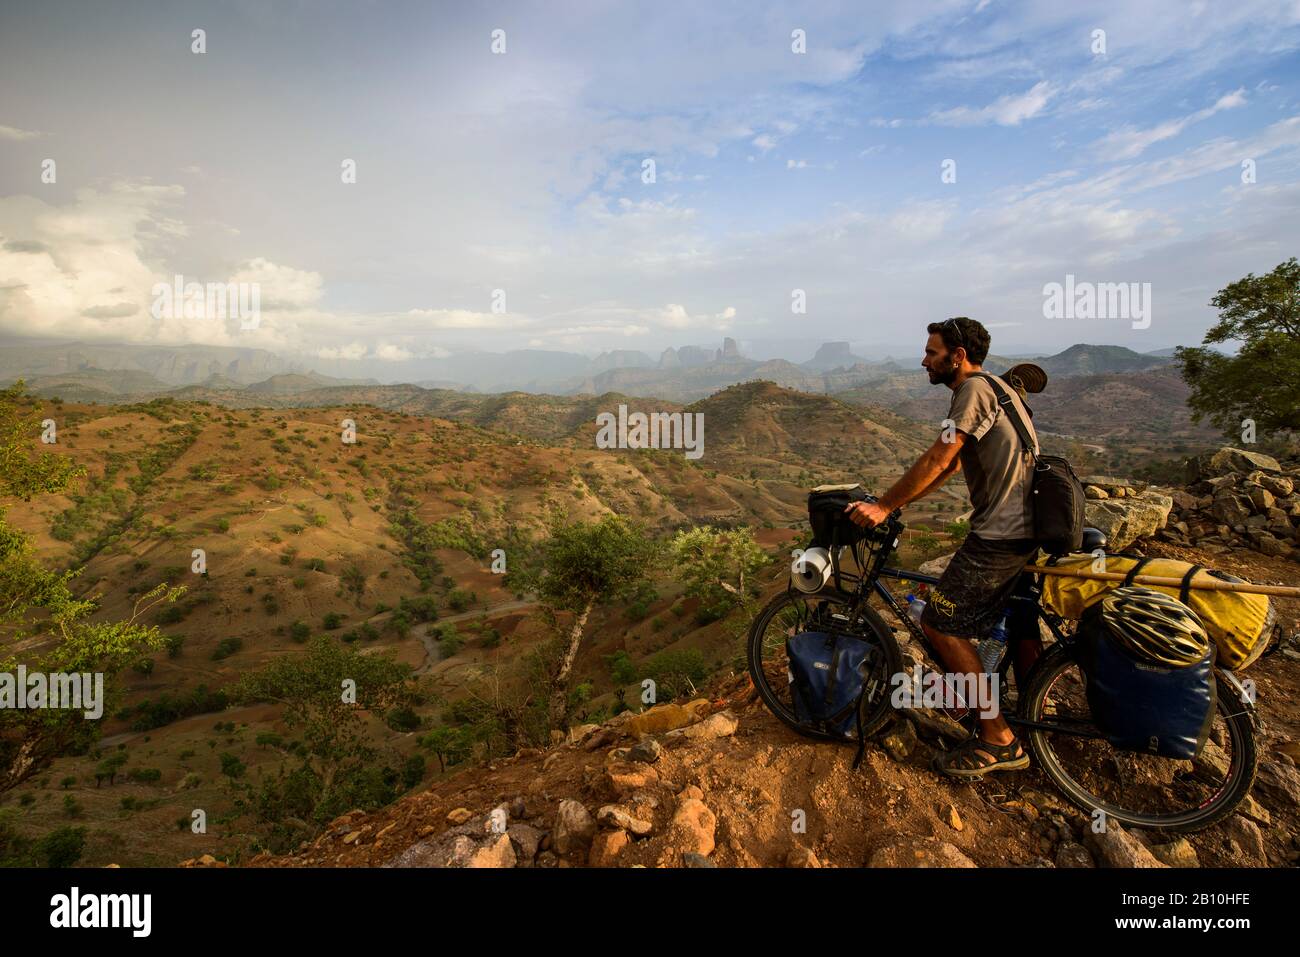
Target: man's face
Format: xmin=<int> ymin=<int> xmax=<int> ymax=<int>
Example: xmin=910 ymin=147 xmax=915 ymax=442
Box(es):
xmin=922 ymin=332 xmax=963 ymax=386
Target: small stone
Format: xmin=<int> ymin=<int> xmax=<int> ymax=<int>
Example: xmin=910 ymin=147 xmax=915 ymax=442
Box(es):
xmin=606 ymin=761 xmax=659 ymax=795
xmin=868 ymin=838 xmax=976 ymax=868
xmin=786 ymin=846 xmax=822 ymax=868
xmin=567 ymin=723 xmax=600 ymax=745
xmin=1056 ymin=843 xmax=1094 ymax=868
xmin=1085 ymin=823 xmax=1166 ymax=868
xmin=667 ymin=798 xmax=717 ymax=858
xmin=683 ymin=711 xmax=739 ymax=740
xmin=597 ymin=804 xmax=653 ymax=836
xmin=1239 ymin=793 xmax=1271 ymax=827
xmin=1148 ymin=838 xmax=1199 ymax=868
xmin=1222 ymin=815 xmax=1267 ymax=866
xmin=627 ymin=738 xmax=663 ymax=764
xmin=588 ymin=829 xmax=629 ymax=867
xmin=552 ymin=800 xmax=596 ymax=856
xmin=944 ymin=805 xmax=963 ymax=831
xmin=466 ymin=833 xmax=516 ymax=868
xmin=446 ymin=808 xmax=473 ymax=825
xmin=682 ymin=852 xmax=716 ymax=868
xmin=881 ymin=720 xmax=918 ymax=760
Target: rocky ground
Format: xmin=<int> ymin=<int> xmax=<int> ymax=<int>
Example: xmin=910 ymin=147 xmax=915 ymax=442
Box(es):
xmin=235 ymin=638 xmax=1300 ymax=870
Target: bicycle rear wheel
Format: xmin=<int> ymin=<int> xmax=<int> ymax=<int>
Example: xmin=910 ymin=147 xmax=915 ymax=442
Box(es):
xmin=1020 ymin=639 xmax=1258 ymax=833
xmin=746 ymin=588 xmax=902 ymax=742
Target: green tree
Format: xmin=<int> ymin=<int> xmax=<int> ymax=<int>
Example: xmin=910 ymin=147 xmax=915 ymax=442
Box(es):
xmin=668 ymin=526 xmax=770 ymax=621
xmin=1176 ymin=258 xmax=1300 ymax=438
xmin=511 ymin=515 xmax=659 ymax=727
xmin=236 ymin=636 xmax=413 ymax=800
xmin=417 ymin=724 xmax=471 ymax=773
xmin=0 ymin=384 xmax=184 ymax=794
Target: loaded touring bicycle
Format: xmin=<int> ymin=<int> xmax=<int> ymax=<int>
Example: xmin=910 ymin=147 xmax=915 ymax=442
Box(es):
xmin=747 ymin=488 xmax=1265 ymax=833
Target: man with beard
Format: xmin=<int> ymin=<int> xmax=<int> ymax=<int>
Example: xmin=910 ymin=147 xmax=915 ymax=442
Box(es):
xmin=844 ymin=317 xmax=1039 ymax=777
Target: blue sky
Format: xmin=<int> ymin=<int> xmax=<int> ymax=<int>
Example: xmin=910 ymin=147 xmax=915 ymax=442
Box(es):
xmin=1 ymin=0 xmax=1299 ymax=373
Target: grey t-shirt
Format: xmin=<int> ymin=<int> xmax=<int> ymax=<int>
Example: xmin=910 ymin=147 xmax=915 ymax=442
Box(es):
xmin=947 ymin=373 xmax=1038 ymax=540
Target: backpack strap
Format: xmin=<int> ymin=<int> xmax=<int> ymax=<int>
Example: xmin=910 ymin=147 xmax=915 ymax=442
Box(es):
xmin=972 ymin=373 xmax=1040 ymax=462
xmin=1122 ymin=557 xmax=1153 ymax=586
xmin=1180 ymin=564 xmax=1205 ymax=605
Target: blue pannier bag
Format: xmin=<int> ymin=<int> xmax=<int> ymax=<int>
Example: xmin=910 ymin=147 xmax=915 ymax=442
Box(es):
xmin=786 ymin=630 xmax=876 ymax=743
xmin=1078 ymin=606 xmax=1216 ymax=760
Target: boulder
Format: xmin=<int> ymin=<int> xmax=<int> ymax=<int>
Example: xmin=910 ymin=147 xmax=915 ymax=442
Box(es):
xmin=1084 ymin=490 xmax=1173 ymax=551
xmin=625 ymin=700 xmax=711 ymax=737
xmin=1186 ymin=448 xmax=1282 ymax=483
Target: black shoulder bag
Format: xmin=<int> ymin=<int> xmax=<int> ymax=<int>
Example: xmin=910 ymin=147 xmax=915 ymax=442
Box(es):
xmin=974 ymin=373 xmax=1085 ymax=555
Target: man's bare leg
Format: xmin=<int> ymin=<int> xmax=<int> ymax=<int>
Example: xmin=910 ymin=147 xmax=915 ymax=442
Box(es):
xmin=921 ymin=620 xmax=1014 ymax=746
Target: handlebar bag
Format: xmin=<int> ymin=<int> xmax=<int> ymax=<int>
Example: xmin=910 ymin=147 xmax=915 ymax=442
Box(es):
xmin=808 ymin=484 xmax=873 ymax=550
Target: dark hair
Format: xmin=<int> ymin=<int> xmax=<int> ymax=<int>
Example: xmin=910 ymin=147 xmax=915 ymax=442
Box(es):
xmin=927 ymin=316 xmax=990 ymax=365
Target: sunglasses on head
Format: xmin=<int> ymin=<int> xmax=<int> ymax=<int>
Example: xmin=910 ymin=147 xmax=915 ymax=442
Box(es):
xmin=942 ymin=318 xmax=966 ymax=351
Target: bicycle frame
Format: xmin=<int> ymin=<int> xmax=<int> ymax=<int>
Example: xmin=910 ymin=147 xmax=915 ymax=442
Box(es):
xmin=807 ymin=514 xmax=1089 ymax=736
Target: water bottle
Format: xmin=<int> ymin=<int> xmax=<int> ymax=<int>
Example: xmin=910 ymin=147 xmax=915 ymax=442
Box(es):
xmin=978 ymin=609 xmax=1010 ymax=674
xmin=906 ymin=594 xmax=926 ymax=624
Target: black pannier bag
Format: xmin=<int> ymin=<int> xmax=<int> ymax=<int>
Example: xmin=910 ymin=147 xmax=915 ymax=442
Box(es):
xmin=1076 ymin=600 xmax=1217 ymax=759
xmin=807 ymin=483 xmax=872 ymax=550
xmin=974 ymin=373 xmax=1085 ymax=554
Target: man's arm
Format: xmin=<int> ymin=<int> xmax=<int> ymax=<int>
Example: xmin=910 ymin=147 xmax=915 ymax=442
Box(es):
xmin=876 ymin=432 xmax=967 ymax=512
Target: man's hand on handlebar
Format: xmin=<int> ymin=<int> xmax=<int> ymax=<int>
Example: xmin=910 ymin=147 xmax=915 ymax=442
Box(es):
xmin=844 ymin=500 xmax=892 ymax=529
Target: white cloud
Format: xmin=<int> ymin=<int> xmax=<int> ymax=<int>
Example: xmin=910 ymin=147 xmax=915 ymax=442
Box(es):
xmin=1093 ymin=88 xmax=1248 ymax=159
xmin=0 ymin=124 xmax=44 ymax=141
xmin=929 ymin=81 xmax=1056 ymax=127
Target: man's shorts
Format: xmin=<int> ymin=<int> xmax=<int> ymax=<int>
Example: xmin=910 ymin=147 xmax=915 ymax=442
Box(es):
xmin=919 ymin=533 xmax=1039 ymax=639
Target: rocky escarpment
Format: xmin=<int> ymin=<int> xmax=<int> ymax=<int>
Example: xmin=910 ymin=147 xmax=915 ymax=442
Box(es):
xmin=1153 ymin=447 xmax=1300 ymax=561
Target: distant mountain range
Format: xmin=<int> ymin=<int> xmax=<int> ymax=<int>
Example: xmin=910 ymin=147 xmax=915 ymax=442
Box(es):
xmin=2 ymin=335 xmax=1190 ymax=397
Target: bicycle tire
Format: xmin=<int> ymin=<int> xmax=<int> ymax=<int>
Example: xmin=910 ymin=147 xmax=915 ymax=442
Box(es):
xmin=746 ymin=588 xmax=903 ymax=744
xmin=1021 ymin=638 xmax=1258 ymax=833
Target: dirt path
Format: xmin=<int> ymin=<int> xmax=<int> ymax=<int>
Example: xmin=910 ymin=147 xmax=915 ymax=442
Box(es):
xmin=407 ymin=599 xmax=537 ymax=675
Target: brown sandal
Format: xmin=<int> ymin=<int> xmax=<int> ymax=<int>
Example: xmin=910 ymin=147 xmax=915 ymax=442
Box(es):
xmin=933 ymin=736 xmax=1029 ymax=779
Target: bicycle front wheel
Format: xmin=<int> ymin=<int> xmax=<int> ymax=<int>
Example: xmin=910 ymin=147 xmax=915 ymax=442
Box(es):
xmin=746 ymin=588 xmax=902 ymax=743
